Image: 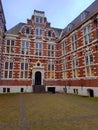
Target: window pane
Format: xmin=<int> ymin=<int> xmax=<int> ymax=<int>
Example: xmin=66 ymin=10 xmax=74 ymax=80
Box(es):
xmin=25 ymin=71 xmax=28 ymax=78
xmin=39 ymin=43 xmax=42 ymax=49
xmin=7 ymin=40 xmax=10 ymax=45
xmin=7 ymin=47 xmax=10 ymax=53
xmin=90 ymin=55 xmax=93 ymax=63
xmin=21 ymin=63 xmax=24 ymax=70
xmin=40 ymin=17 xmax=42 ymax=23
xmin=52 ymin=64 xmax=54 ymax=70
xmin=9 ymin=71 xmax=12 ymax=78
xmin=21 ymin=71 xmax=23 ymax=78
xmin=52 ymin=45 xmax=54 ymax=50
xmin=5 ymin=62 xmax=8 ymax=69
xmin=48 ymin=44 xmax=50 ymax=49
xmin=3 ymin=88 xmax=6 ymax=93
xmin=11 ymin=47 xmax=14 ymax=53
xmin=48 ymin=31 xmax=51 ymax=37
xmin=26 ymin=28 xmax=29 ymax=34
xmin=11 ymin=40 xmax=14 ymax=46
xmin=5 ymin=71 xmax=8 ymax=78
xmin=48 ymin=64 xmax=50 ymax=71
xmin=25 ymin=63 xmax=28 ymax=70
xmin=36 ymin=17 xmax=39 ymax=22
xmin=10 ymin=62 xmax=13 ymax=69
xmin=36 ymin=28 xmax=39 ymax=35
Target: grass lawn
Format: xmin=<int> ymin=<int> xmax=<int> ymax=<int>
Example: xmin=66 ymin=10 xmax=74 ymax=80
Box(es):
xmin=0 ymin=93 xmax=98 ymax=130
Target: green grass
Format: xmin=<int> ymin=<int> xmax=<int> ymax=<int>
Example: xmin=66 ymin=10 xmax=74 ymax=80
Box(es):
xmin=0 ymin=93 xmax=98 ymax=130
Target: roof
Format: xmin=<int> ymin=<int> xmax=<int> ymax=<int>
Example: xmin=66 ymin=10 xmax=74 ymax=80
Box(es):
xmin=6 ymin=22 xmax=62 ymax=37
xmin=60 ymin=0 xmax=98 ymax=38
xmin=52 ymin=27 xmax=63 ymax=38
xmin=6 ymin=22 xmax=26 ymax=35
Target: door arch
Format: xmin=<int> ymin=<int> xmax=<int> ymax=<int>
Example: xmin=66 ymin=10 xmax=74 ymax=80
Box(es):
xmin=35 ymin=71 xmax=42 ymax=85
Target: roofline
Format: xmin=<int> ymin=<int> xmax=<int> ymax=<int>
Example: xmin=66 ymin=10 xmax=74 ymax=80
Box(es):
xmin=58 ymin=10 xmax=98 ymax=42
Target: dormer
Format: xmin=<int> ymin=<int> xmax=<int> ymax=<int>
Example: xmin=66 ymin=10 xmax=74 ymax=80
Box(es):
xmin=81 ymin=11 xmax=89 ymax=21
xmin=68 ymin=23 xmax=74 ymax=32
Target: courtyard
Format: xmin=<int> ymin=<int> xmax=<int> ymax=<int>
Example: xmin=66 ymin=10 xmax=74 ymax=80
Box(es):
xmin=0 ymin=93 xmax=98 ymax=130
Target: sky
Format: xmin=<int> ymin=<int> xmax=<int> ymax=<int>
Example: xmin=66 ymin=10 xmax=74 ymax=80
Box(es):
xmin=2 ymin=0 xmax=95 ymax=30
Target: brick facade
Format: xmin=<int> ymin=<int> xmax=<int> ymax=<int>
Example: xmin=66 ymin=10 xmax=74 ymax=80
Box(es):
xmin=0 ymin=1 xmax=98 ymax=96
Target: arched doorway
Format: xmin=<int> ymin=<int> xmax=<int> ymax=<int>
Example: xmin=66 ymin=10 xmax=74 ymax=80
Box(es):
xmin=35 ymin=71 xmax=41 ymax=85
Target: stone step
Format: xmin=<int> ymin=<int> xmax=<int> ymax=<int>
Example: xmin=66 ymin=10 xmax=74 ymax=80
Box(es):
xmin=33 ymin=85 xmax=45 ymax=93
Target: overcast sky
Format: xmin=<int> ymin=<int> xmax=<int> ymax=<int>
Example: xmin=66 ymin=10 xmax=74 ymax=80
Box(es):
xmin=2 ymin=0 xmax=95 ymax=30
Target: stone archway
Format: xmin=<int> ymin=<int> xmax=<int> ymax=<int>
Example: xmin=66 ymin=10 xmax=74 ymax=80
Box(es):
xmin=35 ymin=71 xmax=42 ymax=85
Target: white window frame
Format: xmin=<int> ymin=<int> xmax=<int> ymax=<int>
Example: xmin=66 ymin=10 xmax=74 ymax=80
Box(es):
xmin=83 ymin=24 xmax=92 ymax=45
xmin=48 ymin=44 xmax=55 ymax=57
xmin=35 ymin=42 xmax=42 ymax=56
xmin=71 ymin=34 xmax=77 ymax=51
xmin=6 ymin=40 xmax=15 ymax=54
xmin=35 ymin=27 xmax=42 ymax=36
xmin=35 ymin=16 xmax=43 ymax=23
xmin=62 ymin=41 xmax=67 ymax=55
xmin=4 ymin=60 xmax=13 ymax=79
xmin=47 ymin=61 xmax=55 ymax=79
xmin=21 ymin=41 xmax=29 ymax=55
xmin=85 ymin=53 xmax=94 ymax=77
xmin=20 ymin=60 xmax=29 ymax=79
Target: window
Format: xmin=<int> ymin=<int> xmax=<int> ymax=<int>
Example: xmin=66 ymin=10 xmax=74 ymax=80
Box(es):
xmin=62 ymin=60 xmax=67 ymax=79
xmin=21 ymin=88 xmax=24 ymax=92
xmin=85 ymin=54 xmax=94 ymax=77
xmin=68 ymin=23 xmax=74 ymax=31
xmin=4 ymin=61 xmax=13 ymax=78
xmin=7 ymin=88 xmax=10 ymax=93
xmin=35 ymin=17 xmax=43 ymax=23
xmin=3 ymin=88 xmax=10 ymax=93
xmin=81 ymin=11 xmax=89 ymax=21
xmin=21 ymin=41 xmax=29 ymax=55
xmin=35 ymin=28 xmax=42 ymax=36
xmin=71 ymin=34 xmax=77 ymax=51
xmin=73 ymin=89 xmax=78 ymax=94
xmin=6 ymin=40 xmax=15 ymax=53
xmin=35 ymin=42 xmax=42 ymax=56
xmin=85 ymin=54 xmax=93 ymax=65
xmin=62 ymin=41 xmax=67 ymax=55
xmin=48 ymin=31 xmax=51 ymax=37
xmin=20 ymin=61 xmax=28 ymax=79
xmin=3 ymin=88 xmax=6 ymax=93
xmin=48 ymin=44 xmax=54 ymax=57
xmin=72 ymin=58 xmax=78 ymax=78
xmin=72 ymin=58 xmax=78 ymax=68
xmin=47 ymin=62 xmax=55 ymax=79
xmin=83 ymin=25 xmax=92 ymax=45
xmin=26 ymin=27 xmax=30 ymax=34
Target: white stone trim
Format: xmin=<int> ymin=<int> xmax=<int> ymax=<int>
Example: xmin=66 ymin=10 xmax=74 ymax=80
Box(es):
xmin=0 ymin=86 xmax=32 ymax=93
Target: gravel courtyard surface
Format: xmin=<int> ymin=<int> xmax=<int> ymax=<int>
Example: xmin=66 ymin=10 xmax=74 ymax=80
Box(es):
xmin=0 ymin=93 xmax=98 ymax=130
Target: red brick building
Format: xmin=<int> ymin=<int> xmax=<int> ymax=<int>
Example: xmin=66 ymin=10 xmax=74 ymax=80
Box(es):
xmin=0 ymin=0 xmax=98 ymax=96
